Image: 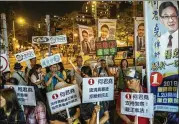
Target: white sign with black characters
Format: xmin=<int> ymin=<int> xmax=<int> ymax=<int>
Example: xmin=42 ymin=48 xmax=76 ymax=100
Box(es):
xmin=40 ymin=54 xmax=62 ymax=68
xmin=14 ymin=49 xmax=36 ymax=63
xmin=4 ymin=85 xmax=36 ymax=106
xmin=32 ymin=36 xmax=51 ymax=44
xmin=46 ymin=84 xmax=81 ymax=114
xmin=82 ymin=77 xmax=114 ymax=103
xmin=121 ymin=92 xmax=154 ymax=118
xmin=50 ymin=35 xmax=67 ymax=45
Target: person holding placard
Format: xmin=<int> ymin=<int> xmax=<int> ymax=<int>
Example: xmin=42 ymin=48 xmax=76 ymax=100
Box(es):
xmin=116 ymin=68 xmax=149 ymax=124
xmin=0 ymin=88 xmax=25 ymax=123
xmin=70 ymin=56 xmax=83 ymax=85
xmin=57 ymin=62 xmax=67 ymax=81
xmin=80 ymin=66 xmax=110 ymax=124
xmin=25 ymin=57 xmax=37 ymax=81
xmin=45 ymin=64 xmax=65 ymax=92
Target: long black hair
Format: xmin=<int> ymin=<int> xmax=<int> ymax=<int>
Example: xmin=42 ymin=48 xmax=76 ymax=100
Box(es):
xmin=30 ymin=64 xmax=42 ymax=80
xmin=0 ymin=88 xmax=21 ymax=112
xmin=81 ymin=66 xmax=92 ymax=77
xmin=57 ymin=62 xmax=65 ymax=73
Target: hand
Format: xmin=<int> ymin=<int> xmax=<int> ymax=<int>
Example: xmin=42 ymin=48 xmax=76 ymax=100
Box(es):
xmin=94 ymin=105 xmax=100 ymax=114
xmin=126 ymin=120 xmax=134 ymax=124
xmin=67 ymin=117 xmax=73 ymax=124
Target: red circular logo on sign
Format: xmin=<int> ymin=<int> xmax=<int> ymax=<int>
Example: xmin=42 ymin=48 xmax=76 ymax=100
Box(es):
xmin=52 ymin=94 xmax=58 ymax=99
xmin=125 ymin=94 xmax=131 ymax=100
xmin=0 ymin=55 xmax=8 ymax=72
xmin=150 ymin=72 xmax=163 ymax=87
xmin=88 ymin=79 xmax=95 ymax=85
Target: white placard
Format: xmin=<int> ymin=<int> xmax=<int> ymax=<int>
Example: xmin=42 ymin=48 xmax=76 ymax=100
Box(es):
xmin=4 ymin=85 xmax=36 ymax=106
xmin=14 ymin=49 xmax=36 ymax=63
xmin=121 ymin=92 xmax=154 ymax=118
xmin=82 ymin=77 xmax=114 ymax=103
xmin=50 ymin=35 xmax=67 ymax=45
xmin=0 ymin=54 xmax=10 ymax=72
xmin=32 ymin=36 xmax=51 ymax=44
xmin=40 ymin=54 xmax=62 ymax=68
xmin=46 ymin=84 xmax=81 ymax=114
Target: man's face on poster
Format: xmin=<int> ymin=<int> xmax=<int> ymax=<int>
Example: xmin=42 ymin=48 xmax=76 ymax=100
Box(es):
xmin=137 ymin=25 xmax=144 ymax=37
xmin=82 ymin=32 xmax=88 ymax=42
xmin=101 ymin=27 xmax=109 ymax=39
xmin=160 ymin=6 xmax=178 ymax=34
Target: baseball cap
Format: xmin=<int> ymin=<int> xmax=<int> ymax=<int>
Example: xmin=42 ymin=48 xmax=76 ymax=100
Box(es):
xmin=125 ymin=68 xmax=140 ymax=80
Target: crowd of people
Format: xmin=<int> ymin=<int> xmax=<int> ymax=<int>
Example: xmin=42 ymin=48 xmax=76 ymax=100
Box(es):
xmin=0 ymin=55 xmax=176 ymax=124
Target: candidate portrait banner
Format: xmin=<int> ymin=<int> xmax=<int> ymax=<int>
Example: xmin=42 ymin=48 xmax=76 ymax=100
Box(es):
xmin=82 ymin=77 xmax=114 ymax=103
xmin=4 ymin=85 xmax=36 ymax=106
xmin=78 ymin=25 xmax=96 ymax=55
xmin=134 ymin=17 xmax=146 ymax=66
xmin=121 ymin=92 xmax=154 ymax=118
xmin=98 ymin=19 xmax=117 ymax=41
xmin=46 ymin=84 xmax=81 ymax=114
xmin=14 ymin=49 xmax=36 ymax=63
xmin=144 ymin=1 xmax=178 ymax=112
xmin=0 ymin=54 xmax=10 ymax=72
xmin=40 ymin=54 xmax=62 ymax=68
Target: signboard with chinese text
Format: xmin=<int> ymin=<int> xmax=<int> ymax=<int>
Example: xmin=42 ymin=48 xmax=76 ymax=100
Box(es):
xmin=121 ymin=92 xmax=154 ymax=118
xmin=0 ymin=54 xmax=10 ymax=72
xmin=46 ymin=85 xmax=81 ymax=114
xmin=96 ymin=40 xmax=117 ymax=56
xmin=4 ymin=85 xmax=36 ymax=106
xmin=50 ymin=35 xmax=67 ymax=45
xmin=14 ymin=49 xmax=36 ymax=63
xmin=82 ymin=77 xmax=114 ymax=103
xmin=144 ymin=1 xmax=178 ymax=112
xmin=40 ymin=54 xmax=61 ymax=68
xmin=32 ymin=36 xmax=51 ymax=44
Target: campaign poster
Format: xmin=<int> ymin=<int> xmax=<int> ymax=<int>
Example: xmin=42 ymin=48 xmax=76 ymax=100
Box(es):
xmin=98 ymin=19 xmax=117 ymax=41
xmin=145 ymin=1 xmax=178 ymax=112
xmin=82 ymin=77 xmax=114 ymax=103
xmin=78 ymin=25 xmax=96 ymax=55
xmin=134 ymin=17 xmax=146 ymax=66
xmin=121 ymin=92 xmax=154 ymax=118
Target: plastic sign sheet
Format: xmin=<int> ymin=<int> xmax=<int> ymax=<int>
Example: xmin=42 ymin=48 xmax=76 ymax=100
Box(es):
xmin=121 ymin=92 xmax=154 ymax=118
xmin=46 ymin=85 xmax=81 ymax=114
xmin=14 ymin=49 xmax=36 ymax=63
xmin=82 ymin=77 xmax=114 ymax=103
xmin=50 ymin=35 xmax=67 ymax=45
xmin=4 ymin=85 xmax=36 ymax=106
xmin=32 ymin=36 xmax=51 ymax=44
xmin=0 ymin=54 xmax=10 ymax=72
xmin=144 ymin=1 xmax=179 ymax=112
xmin=40 ymin=54 xmax=62 ymax=68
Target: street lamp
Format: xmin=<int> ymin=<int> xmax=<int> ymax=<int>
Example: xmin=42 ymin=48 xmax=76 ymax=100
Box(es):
xmin=12 ymin=17 xmax=26 ymax=53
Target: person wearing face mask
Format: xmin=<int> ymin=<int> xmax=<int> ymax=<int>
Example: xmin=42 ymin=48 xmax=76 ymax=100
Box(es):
xmin=0 ymin=88 xmax=25 ymax=123
xmin=80 ymin=66 xmax=110 ymax=124
xmin=116 ymin=68 xmax=149 ymax=124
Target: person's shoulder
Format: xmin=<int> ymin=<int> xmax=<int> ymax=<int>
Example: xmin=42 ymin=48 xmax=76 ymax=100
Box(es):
xmin=160 ymin=32 xmax=169 ymax=39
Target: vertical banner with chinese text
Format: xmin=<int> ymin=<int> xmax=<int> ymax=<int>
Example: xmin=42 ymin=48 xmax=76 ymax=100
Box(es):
xmin=134 ymin=17 xmax=146 ymax=66
xmin=145 ymin=1 xmax=178 ymax=112
xmin=96 ymin=19 xmax=117 ymax=56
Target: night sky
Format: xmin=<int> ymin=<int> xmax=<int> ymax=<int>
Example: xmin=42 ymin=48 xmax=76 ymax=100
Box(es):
xmin=0 ymin=1 xmax=85 ymax=22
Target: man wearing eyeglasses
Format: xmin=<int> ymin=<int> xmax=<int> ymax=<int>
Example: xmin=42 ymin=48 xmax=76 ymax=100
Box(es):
xmin=159 ymin=2 xmax=178 ymax=63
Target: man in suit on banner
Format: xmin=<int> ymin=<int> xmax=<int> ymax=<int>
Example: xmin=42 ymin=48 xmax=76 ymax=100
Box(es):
xmin=136 ymin=23 xmax=145 ymax=52
xmin=81 ymin=30 xmax=91 ymax=54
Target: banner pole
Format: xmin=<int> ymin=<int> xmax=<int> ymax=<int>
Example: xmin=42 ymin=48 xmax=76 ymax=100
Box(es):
xmin=66 ymin=107 xmax=70 ymax=119
xmin=97 ymin=102 xmax=100 ymax=124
